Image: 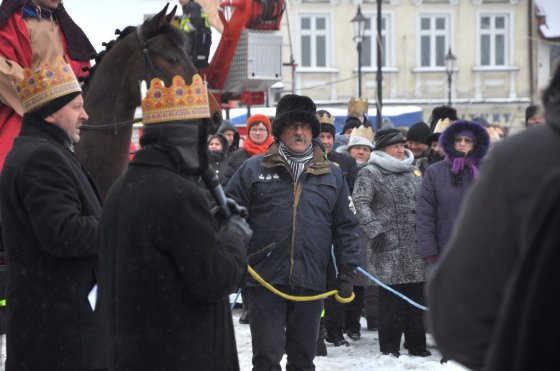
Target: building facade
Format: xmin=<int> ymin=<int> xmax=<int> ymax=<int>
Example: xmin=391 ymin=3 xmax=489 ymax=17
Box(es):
xmin=282 ymin=0 xmax=545 ymax=130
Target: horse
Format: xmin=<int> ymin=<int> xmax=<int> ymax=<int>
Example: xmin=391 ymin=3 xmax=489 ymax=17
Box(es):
xmin=77 ymin=4 xmax=223 ymax=199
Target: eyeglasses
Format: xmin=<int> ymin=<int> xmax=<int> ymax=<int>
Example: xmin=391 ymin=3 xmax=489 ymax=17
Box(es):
xmin=250 ymin=127 xmax=268 ymax=133
xmin=454 ymin=136 xmax=474 ymax=145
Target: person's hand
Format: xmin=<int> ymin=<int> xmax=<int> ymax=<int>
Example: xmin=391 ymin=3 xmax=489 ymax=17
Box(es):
xmin=219 ymin=214 xmax=252 ymax=248
xmin=226 ymin=198 xmax=248 ymax=218
xmin=335 ymin=265 xmax=356 ymax=301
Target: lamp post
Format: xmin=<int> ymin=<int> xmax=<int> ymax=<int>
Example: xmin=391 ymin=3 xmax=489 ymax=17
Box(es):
xmin=444 ymin=47 xmax=456 ymax=106
xmin=351 ymin=6 xmax=367 ymax=98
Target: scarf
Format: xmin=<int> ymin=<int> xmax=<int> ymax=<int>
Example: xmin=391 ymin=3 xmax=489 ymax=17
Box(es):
xmin=369 ymin=148 xmax=415 ymax=173
xmin=243 ymin=135 xmax=273 ymax=157
xmin=446 ymin=154 xmax=480 ymax=184
xmin=279 ymin=141 xmax=314 ymax=182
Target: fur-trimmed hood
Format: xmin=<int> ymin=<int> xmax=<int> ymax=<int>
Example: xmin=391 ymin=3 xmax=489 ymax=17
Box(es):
xmin=439 ymin=120 xmax=490 ymax=162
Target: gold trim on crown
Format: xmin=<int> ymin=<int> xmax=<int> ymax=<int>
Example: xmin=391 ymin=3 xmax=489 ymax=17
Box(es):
xmin=350 ymin=124 xmax=374 ymax=143
xmin=141 ymin=74 xmax=211 ymax=125
xmin=433 ymin=118 xmax=452 ymax=134
xmin=348 ymin=97 xmax=368 ymax=116
xmin=317 ymin=111 xmax=334 ymax=125
xmin=13 ymin=56 xmax=81 ymax=113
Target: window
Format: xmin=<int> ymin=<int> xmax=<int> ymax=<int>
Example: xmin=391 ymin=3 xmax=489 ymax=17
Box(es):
xmin=362 ymin=14 xmax=391 ymax=68
xmin=299 ymin=14 xmax=330 ymax=68
xmin=418 ymin=14 xmax=449 ymax=68
xmin=479 ymin=14 xmax=509 ymax=66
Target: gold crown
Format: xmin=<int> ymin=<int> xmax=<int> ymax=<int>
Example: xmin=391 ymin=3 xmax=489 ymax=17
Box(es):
xmin=433 ymin=118 xmax=451 ymax=134
xmin=141 ymin=74 xmax=210 ymax=125
xmin=317 ymin=111 xmax=334 ymax=125
xmin=350 ymin=124 xmax=374 ymax=143
xmin=348 ymin=97 xmax=368 ymax=116
xmin=13 ymin=56 xmax=81 ymax=113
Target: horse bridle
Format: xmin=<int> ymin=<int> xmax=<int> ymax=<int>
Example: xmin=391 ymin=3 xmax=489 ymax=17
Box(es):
xmin=82 ymin=24 xmax=189 ymax=133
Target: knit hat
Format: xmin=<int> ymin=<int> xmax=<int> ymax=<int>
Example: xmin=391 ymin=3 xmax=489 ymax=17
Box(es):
xmin=14 ymin=56 xmax=82 ymax=118
xmin=317 ymin=109 xmax=336 ymax=137
xmin=374 ymin=128 xmax=406 ymax=150
xmin=342 ymin=117 xmax=362 ymax=135
xmin=273 ymin=94 xmax=320 ymax=138
xmin=406 ymin=122 xmax=431 ymax=142
xmin=246 ymin=114 xmax=272 ymax=133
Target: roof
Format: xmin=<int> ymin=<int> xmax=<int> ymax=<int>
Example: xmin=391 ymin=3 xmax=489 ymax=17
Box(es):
xmin=536 ymin=0 xmax=560 ymax=39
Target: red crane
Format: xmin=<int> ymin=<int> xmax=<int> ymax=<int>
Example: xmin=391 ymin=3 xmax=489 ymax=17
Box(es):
xmin=199 ymin=0 xmax=285 ymax=107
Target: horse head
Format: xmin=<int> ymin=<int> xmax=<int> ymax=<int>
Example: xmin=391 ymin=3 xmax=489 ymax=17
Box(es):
xmin=77 ymin=4 xmax=222 ymax=199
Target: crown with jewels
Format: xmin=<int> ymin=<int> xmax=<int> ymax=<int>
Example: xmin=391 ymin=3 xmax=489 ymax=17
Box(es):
xmin=347 ymin=97 xmax=368 ymax=116
xmin=141 ymin=74 xmax=211 ymax=125
xmin=13 ymin=56 xmax=82 ymax=113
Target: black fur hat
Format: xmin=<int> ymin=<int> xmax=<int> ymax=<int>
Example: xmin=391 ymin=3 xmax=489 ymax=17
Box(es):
xmin=374 ymin=128 xmax=406 ymax=150
xmin=273 ymin=94 xmax=320 ymax=139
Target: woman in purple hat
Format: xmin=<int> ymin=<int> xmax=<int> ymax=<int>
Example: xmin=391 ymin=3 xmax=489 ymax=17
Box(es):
xmin=416 ymin=120 xmax=490 ymax=267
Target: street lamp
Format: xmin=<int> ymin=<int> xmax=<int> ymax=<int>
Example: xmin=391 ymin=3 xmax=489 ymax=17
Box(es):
xmin=444 ymin=47 xmax=456 ymax=106
xmin=351 ymin=6 xmax=367 ymax=98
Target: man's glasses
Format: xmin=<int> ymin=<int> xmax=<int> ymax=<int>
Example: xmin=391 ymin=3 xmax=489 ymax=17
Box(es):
xmin=454 ymin=136 xmax=474 ymax=144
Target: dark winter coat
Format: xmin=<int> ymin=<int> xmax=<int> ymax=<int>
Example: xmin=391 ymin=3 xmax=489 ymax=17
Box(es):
xmin=483 ymin=168 xmax=560 ymax=371
xmin=416 ymin=121 xmax=490 ymax=260
xmin=98 ymin=146 xmax=245 ymax=371
xmin=225 ymin=141 xmax=360 ymax=292
xmin=222 ymin=147 xmax=251 ymax=186
xmin=327 ymin=150 xmax=358 ymax=193
xmin=0 ymin=116 xmax=107 ymax=370
xmin=208 ymin=133 xmax=230 ymax=183
xmin=427 ymin=106 xmax=560 ymax=370
xmin=353 ymin=149 xmax=425 ymax=285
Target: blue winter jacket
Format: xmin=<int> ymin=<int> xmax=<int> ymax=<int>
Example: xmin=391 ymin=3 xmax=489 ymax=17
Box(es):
xmin=225 ymin=141 xmax=360 ymax=292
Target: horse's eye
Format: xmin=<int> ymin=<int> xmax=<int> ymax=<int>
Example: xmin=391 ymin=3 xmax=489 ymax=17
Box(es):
xmin=168 ymin=56 xmax=180 ymax=65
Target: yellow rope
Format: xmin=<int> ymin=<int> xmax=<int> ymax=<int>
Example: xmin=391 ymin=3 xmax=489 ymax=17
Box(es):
xmin=247 ymin=265 xmax=355 ymax=304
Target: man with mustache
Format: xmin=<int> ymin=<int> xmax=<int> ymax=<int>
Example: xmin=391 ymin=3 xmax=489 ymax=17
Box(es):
xmin=225 ymin=94 xmax=360 ymax=370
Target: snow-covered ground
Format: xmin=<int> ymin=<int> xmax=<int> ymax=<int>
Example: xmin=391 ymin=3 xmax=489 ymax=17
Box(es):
xmin=232 ymin=308 xmax=468 ymax=371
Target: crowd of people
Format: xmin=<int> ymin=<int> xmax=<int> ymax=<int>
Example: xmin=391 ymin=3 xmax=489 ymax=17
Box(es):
xmin=0 ymin=1 xmax=559 ymax=371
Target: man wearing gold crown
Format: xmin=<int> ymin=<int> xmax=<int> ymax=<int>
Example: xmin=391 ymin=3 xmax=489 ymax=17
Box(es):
xmin=0 ymin=0 xmax=95 ymax=171
xmin=0 ymin=58 xmax=108 ymax=370
xmin=97 ymin=75 xmax=251 ymax=370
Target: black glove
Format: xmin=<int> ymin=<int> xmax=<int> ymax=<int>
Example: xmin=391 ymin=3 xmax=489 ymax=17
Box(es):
xmin=215 ymin=198 xmax=249 ymax=222
xmin=336 ymin=265 xmax=356 ymax=300
xmin=226 ymin=198 xmax=248 ymax=218
xmin=219 ymin=214 xmax=253 ymax=248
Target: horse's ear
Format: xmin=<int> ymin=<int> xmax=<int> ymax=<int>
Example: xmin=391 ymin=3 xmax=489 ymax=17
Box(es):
xmin=144 ymin=3 xmax=170 ymax=34
xmin=165 ymin=5 xmax=177 ymax=23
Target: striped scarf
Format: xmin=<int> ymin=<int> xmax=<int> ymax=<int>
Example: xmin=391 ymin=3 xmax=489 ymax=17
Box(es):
xmin=279 ymin=141 xmax=314 ymax=182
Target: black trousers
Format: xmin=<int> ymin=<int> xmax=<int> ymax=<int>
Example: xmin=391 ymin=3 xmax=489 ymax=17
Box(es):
xmin=248 ymin=286 xmax=323 ymax=371
xmin=378 ymin=282 xmax=427 ymax=353
xmin=324 ymin=286 xmax=365 ymax=336
xmin=364 ymin=285 xmax=379 ymax=328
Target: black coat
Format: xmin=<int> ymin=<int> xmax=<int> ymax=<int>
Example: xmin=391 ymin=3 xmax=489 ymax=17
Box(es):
xmin=0 ymin=116 xmax=107 ymax=370
xmin=327 ymin=150 xmax=358 ymax=193
xmin=222 ymin=147 xmax=251 ymax=186
xmin=427 ymin=116 xmax=560 ymax=369
xmin=98 ymin=146 xmax=245 ymax=371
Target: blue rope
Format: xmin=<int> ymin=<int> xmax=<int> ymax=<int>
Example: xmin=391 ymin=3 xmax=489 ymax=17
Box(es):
xmin=357 ymin=267 xmax=429 ymax=311
xmin=231 ymin=288 xmax=242 ymax=310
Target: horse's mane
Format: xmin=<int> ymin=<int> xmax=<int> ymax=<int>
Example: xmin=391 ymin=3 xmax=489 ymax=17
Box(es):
xmin=82 ymin=24 xmax=188 ymax=94
xmin=82 ymin=26 xmax=137 ymax=93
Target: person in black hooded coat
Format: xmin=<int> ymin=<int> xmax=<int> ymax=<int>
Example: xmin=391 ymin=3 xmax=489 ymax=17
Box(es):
xmin=98 ymin=75 xmax=252 ymax=371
